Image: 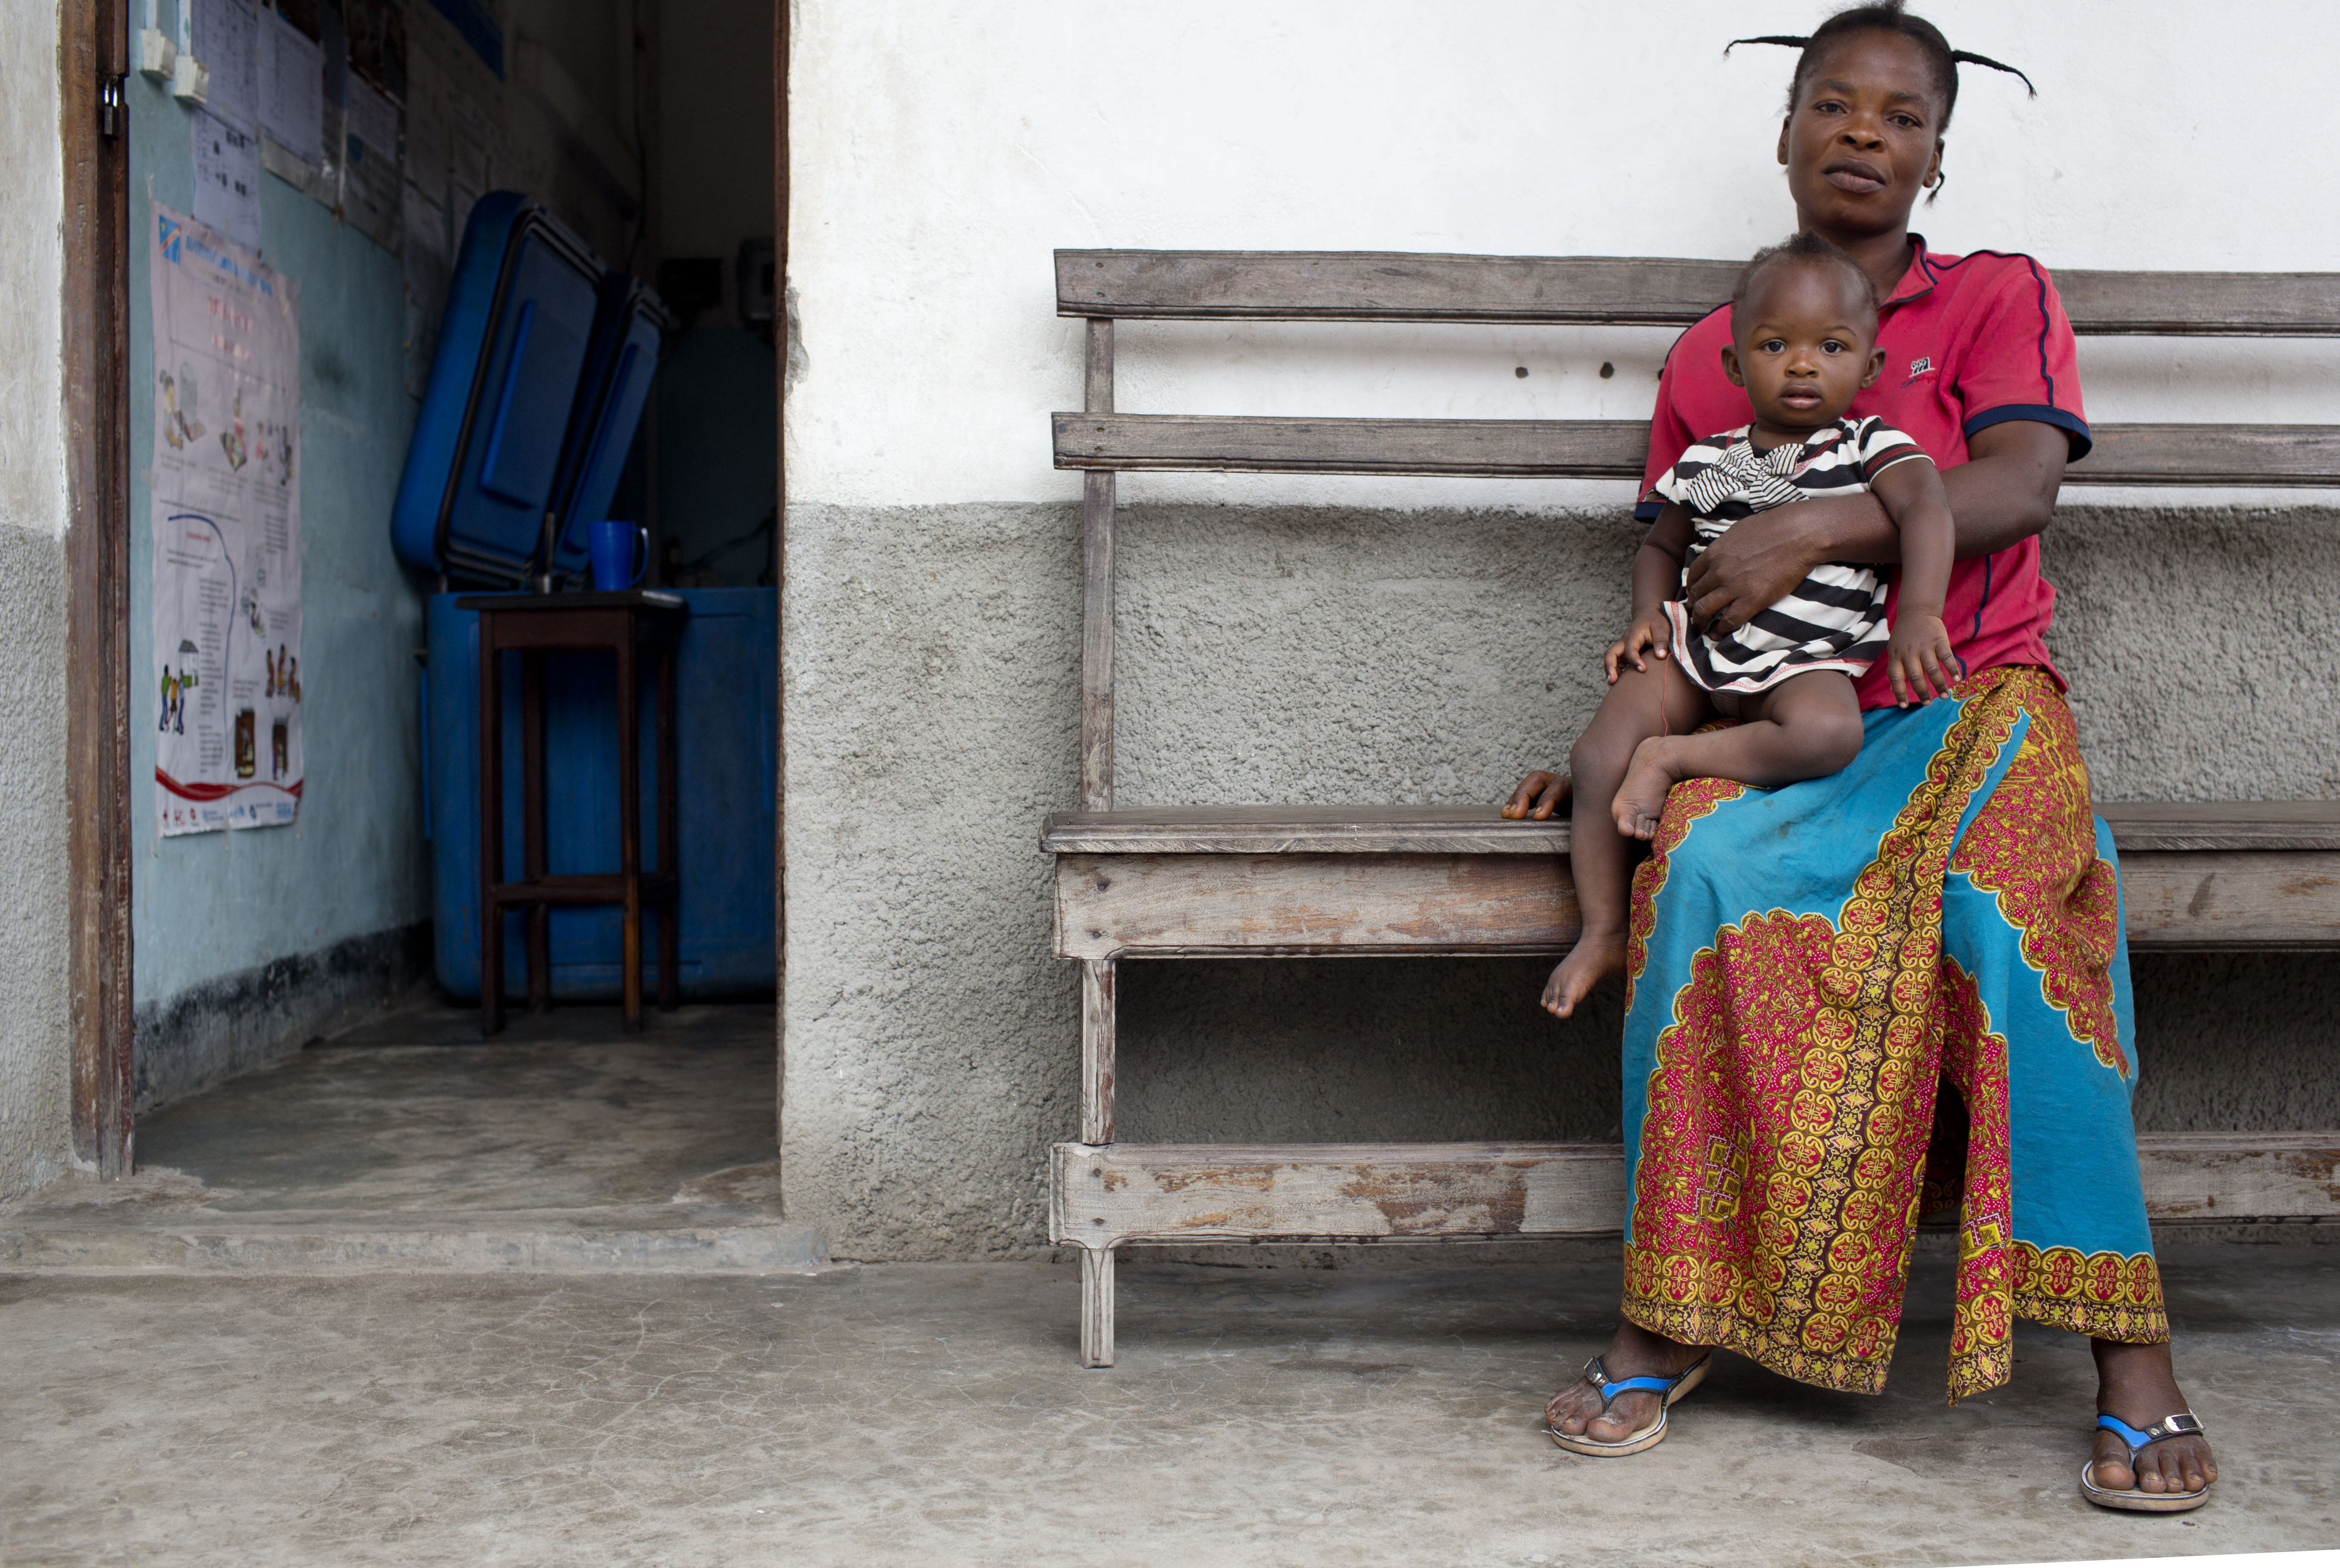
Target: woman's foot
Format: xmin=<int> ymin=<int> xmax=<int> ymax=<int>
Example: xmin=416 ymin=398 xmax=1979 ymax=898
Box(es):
xmin=2090 ymin=1339 xmax=2217 ymax=1496
xmin=1541 ymin=930 xmax=1624 ymax=1019
xmin=1544 ymin=1320 xmax=1709 ymax=1444
xmin=1612 ymin=736 xmax=1685 ymax=840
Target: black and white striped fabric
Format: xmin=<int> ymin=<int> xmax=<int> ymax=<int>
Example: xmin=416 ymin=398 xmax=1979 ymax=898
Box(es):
xmin=1652 ymin=416 xmax=1931 ymax=695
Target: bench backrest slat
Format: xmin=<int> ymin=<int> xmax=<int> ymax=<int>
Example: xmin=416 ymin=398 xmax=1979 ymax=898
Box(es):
xmin=1057 ymin=250 xmax=2340 ymax=336
xmin=1055 ymin=413 xmax=2340 ymax=487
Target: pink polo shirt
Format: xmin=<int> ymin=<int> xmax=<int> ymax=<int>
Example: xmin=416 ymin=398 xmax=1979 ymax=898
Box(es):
xmin=1638 ymin=239 xmax=2090 ymax=710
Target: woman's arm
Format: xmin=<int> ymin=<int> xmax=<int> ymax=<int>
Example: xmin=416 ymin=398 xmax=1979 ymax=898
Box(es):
xmin=1679 ymin=419 xmax=2069 ymax=638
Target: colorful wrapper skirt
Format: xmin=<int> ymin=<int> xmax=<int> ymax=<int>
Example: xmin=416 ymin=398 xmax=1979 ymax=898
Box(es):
xmin=1619 ymin=666 xmax=2166 ymax=1403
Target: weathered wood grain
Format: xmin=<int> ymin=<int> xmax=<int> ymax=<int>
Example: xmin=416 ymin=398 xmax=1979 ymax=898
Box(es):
xmin=1080 ymin=470 xmax=1115 ymax=811
xmin=1080 ymin=1247 xmax=1113 ymax=1368
xmin=1054 ymin=852 xmax=1579 ymax=960
xmin=2075 ymin=423 xmax=2340 ymax=486
xmin=1056 ymin=250 xmax=1740 ymax=324
xmin=1055 ymin=249 xmax=2340 ymax=336
xmin=1048 ymin=1134 xmax=2340 ymax=1248
xmin=1080 ymin=958 xmax=1116 ymax=1146
xmin=1040 ymin=803 xmax=2340 ymax=857
xmin=2097 ymin=801 xmax=2340 ymax=852
xmin=1053 ymin=412 xmax=1649 ymax=477
xmin=2118 ymin=851 xmax=2340 ymax=950
xmin=1054 ymin=412 xmax=2340 ymax=487
xmin=2135 ymin=1132 xmax=2340 ymax=1221
xmin=1049 ymin=1142 xmax=1629 ymax=1247
xmin=63 ymin=0 xmax=134 ymax=1176
xmin=1042 ymin=805 xmax=1570 ymax=856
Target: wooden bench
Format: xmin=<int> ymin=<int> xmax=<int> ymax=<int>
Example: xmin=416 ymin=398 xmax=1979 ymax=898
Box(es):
xmin=1042 ymin=250 xmax=2340 ymax=1366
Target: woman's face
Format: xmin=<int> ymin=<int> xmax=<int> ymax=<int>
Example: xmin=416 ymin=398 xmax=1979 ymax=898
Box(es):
xmin=1775 ymin=30 xmax=1947 ymax=242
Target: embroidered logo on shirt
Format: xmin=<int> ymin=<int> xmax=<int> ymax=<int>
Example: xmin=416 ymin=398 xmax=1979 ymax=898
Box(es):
xmin=1909 ymin=355 xmax=1933 ymax=376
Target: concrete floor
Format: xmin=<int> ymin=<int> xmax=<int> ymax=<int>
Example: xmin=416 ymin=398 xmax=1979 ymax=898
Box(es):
xmin=0 ymin=1003 xmax=820 ymax=1271
xmin=2 ymin=1244 xmax=2335 ymax=1566
xmin=3 ymin=1002 xmax=2334 ymax=1564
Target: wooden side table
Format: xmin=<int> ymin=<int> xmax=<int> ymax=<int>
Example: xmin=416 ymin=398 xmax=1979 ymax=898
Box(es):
xmin=459 ymin=590 xmax=689 ymax=1035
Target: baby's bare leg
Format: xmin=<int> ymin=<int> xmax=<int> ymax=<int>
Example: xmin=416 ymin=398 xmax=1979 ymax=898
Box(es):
xmin=1612 ymin=670 xmax=1864 ymax=839
xmin=1544 ymin=658 xmax=1712 ymax=1019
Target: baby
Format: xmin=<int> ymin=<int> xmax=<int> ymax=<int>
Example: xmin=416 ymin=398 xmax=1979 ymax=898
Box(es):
xmin=1528 ymin=233 xmax=1959 ymax=1018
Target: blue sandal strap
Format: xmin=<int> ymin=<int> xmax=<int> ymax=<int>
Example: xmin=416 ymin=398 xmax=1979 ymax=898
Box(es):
xmin=1583 ymin=1354 xmax=1707 ymax=1413
xmin=2096 ymin=1412 xmax=2205 ymax=1456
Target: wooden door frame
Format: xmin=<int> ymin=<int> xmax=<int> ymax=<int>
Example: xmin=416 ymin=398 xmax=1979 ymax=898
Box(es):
xmin=60 ymin=0 xmax=135 ymax=1176
xmin=772 ymin=0 xmax=789 ymax=1163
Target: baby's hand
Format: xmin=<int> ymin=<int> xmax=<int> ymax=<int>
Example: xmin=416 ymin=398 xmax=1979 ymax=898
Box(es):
xmin=1604 ymin=611 xmax=1674 ymax=684
xmin=1885 ymin=613 xmax=1957 ymax=706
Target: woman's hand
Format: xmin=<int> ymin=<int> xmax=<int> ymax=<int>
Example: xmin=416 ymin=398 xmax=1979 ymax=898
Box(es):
xmin=1680 ymin=422 xmax=2073 ymax=636
xmin=1604 ymin=611 xmax=1675 ymax=684
xmin=1885 ymin=612 xmax=1958 ymax=706
xmin=1681 ymin=495 xmax=1865 ymax=637
xmin=1501 ymin=771 xmax=1570 ymax=820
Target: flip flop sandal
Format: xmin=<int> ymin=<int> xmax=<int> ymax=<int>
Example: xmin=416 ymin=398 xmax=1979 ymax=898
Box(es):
xmin=2080 ymin=1412 xmax=2213 ymax=1513
xmin=1544 ymin=1353 xmax=1712 ymax=1457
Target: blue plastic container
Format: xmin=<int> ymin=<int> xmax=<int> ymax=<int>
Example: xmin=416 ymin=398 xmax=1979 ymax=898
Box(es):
xmin=423 ymin=587 xmax=777 ymax=1000
xmin=392 ymin=194 xmax=606 ymax=585
xmin=546 ymin=273 xmax=669 ymax=579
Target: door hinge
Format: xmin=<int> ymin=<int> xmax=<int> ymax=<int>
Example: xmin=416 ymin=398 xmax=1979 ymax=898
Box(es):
xmin=99 ymin=74 xmax=126 ymax=139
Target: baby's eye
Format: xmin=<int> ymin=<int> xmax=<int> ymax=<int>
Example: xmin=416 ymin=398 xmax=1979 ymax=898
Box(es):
xmin=1822 ymin=340 xmax=1851 ymax=355
xmin=1760 ymin=338 xmax=1786 ymax=353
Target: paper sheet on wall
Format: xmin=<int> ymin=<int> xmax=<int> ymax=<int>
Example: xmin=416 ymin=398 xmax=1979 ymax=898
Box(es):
xmin=257 ymin=8 xmax=324 ymax=168
xmin=340 ymin=74 xmax=404 ymax=251
xmin=192 ymin=109 xmax=262 ymax=253
xmin=148 ymin=204 xmax=304 ymax=835
xmin=192 ymin=0 xmax=260 ymax=132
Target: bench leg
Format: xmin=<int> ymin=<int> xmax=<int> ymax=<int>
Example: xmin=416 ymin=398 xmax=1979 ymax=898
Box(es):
xmin=1080 ymin=958 xmax=1115 ymax=1145
xmin=1081 ymin=1246 xmax=1115 ymax=1368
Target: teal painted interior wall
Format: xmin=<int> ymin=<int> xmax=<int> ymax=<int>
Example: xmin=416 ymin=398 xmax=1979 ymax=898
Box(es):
xmin=127 ymin=72 xmax=429 ymax=1014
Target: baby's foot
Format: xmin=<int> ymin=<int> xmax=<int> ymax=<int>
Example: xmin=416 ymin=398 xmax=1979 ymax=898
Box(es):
xmin=1542 ymin=930 xmax=1625 ymax=1018
xmin=1612 ymin=737 xmax=1684 ymax=840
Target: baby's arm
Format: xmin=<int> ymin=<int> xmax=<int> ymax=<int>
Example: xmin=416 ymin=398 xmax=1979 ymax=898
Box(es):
xmin=1606 ymin=504 xmax=1695 ymax=683
xmin=1869 ymin=458 xmax=1958 ymax=704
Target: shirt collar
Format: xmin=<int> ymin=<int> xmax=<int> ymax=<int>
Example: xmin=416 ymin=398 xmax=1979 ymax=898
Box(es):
xmin=1882 ymin=234 xmax=1940 ymax=310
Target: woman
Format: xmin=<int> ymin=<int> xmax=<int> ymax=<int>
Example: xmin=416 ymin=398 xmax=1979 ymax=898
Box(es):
xmin=1504 ymin=2 xmax=2218 ymax=1511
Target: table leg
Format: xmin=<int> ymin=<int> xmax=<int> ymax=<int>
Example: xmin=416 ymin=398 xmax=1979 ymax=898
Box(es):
xmin=477 ymin=626 xmax=505 ymax=1038
xmin=657 ymin=640 xmax=679 ymax=1010
xmin=617 ymin=627 xmax=643 ymax=1032
xmin=521 ymin=648 xmax=550 ymax=1013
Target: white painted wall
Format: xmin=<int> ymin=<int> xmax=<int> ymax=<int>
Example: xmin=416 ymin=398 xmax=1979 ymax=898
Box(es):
xmin=0 ymin=0 xmax=76 ymax=1202
xmin=788 ymin=0 xmax=2340 ymax=511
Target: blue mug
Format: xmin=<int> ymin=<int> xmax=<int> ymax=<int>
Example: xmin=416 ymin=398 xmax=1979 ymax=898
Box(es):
xmin=587 ymin=521 xmax=648 ymax=592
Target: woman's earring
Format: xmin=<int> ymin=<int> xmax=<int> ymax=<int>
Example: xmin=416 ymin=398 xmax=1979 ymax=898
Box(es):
xmin=1925 ymin=168 xmax=1947 ymax=205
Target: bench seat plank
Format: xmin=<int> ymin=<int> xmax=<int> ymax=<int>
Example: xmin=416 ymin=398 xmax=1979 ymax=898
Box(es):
xmin=2096 ymin=800 xmax=2340 ymax=851
xmin=1056 ymin=249 xmax=2340 ymax=336
xmin=1047 ymin=802 xmax=2340 ymax=856
xmin=1055 ymin=412 xmax=2340 ymax=487
xmin=1054 ymin=851 xmax=1578 ymax=960
xmin=1049 ymin=1134 xmax=2340 ymax=1246
xmin=1043 ymin=804 xmax=1568 ymax=855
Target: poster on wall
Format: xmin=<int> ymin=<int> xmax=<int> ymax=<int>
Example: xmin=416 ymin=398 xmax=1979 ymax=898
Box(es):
xmin=148 ymin=203 xmax=305 ymax=836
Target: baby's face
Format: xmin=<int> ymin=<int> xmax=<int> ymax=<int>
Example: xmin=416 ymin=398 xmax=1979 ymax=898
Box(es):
xmin=1722 ymin=262 xmax=1887 ymax=431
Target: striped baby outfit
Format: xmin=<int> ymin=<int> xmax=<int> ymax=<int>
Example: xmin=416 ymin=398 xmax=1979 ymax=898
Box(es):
xmin=1651 ymin=415 xmax=1931 ymax=694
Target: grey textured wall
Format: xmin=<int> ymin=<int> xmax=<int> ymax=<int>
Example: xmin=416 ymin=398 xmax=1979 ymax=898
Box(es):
xmin=780 ymin=500 xmax=2340 ymax=1259
xmin=0 ymin=525 xmax=71 ymax=1205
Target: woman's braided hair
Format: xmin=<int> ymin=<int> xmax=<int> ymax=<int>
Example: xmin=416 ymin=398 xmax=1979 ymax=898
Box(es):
xmin=1726 ymin=1 xmax=2035 ymax=200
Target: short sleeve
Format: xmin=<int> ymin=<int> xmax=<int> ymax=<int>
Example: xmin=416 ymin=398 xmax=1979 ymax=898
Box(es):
xmin=1651 ymin=462 xmax=1691 ymax=506
xmin=1638 ymin=334 xmax=1706 ymax=520
xmin=1852 ymin=418 xmax=1931 ymax=481
xmin=1952 ymin=259 xmax=2092 ymax=460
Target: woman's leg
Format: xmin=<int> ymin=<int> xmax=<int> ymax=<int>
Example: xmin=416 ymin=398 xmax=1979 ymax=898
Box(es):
xmin=1541 ymin=658 xmax=1710 ymax=1019
xmin=1612 ymin=668 xmax=1864 ymax=838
